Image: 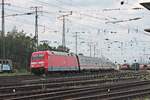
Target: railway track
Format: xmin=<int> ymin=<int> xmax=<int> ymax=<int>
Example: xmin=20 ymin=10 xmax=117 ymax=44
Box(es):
xmin=0 ymin=75 xmax=40 ymax=87
xmin=0 ymin=70 xmax=149 ymax=100
xmin=70 ymin=84 xmax=150 ymax=100
xmin=0 ymin=76 xmax=136 ymax=94
xmin=40 ymin=81 xmax=150 ymax=100
xmin=2 ymin=80 xmax=150 ymax=100
xmin=0 ymin=70 xmax=147 ymax=87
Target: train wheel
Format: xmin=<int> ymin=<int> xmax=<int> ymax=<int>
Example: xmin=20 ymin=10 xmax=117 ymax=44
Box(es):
xmin=31 ymin=68 xmax=45 ymax=75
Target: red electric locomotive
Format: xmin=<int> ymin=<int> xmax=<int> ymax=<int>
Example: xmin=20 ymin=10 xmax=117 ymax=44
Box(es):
xmin=30 ymin=51 xmax=79 ymax=74
xmin=30 ymin=50 xmax=116 ymax=74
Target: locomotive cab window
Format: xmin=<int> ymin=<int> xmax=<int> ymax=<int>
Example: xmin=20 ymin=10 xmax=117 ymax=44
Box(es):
xmin=32 ymin=54 xmax=45 ymax=60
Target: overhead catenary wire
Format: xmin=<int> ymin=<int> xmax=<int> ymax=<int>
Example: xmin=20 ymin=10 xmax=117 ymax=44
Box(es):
xmin=31 ymin=0 xmax=66 ymax=10
xmin=1 ymin=0 xmax=145 ymax=30
xmin=0 ymin=0 xmax=149 ymax=42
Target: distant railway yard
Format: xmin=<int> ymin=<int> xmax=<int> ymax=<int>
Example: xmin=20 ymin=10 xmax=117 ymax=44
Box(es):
xmin=0 ymin=70 xmax=150 ymax=100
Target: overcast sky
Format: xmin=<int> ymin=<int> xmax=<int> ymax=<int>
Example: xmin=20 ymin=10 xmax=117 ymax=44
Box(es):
xmin=1 ymin=0 xmax=150 ymax=64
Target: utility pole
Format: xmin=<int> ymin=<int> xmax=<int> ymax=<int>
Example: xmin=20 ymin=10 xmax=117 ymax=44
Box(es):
xmin=90 ymin=44 xmax=92 ymax=57
xmin=1 ymin=0 xmax=5 ymax=59
xmin=75 ymin=32 xmax=78 ymax=55
xmin=88 ymin=43 xmax=92 ymax=57
xmin=73 ymin=32 xmax=84 ymax=55
xmin=0 ymin=0 xmax=10 ymax=59
xmin=62 ymin=15 xmax=66 ymax=50
xmin=94 ymin=44 xmax=96 ymax=57
xmin=121 ymin=42 xmax=123 ymax=55
xmin=31 ymin=6 xmax=42 ymax=51
xmin=58 ymin=11 xmax=72 ymax=51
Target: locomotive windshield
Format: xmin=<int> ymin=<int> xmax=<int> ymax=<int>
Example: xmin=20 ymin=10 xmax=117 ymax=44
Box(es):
xmin=32 ymin=54 xmax=44 ymax=60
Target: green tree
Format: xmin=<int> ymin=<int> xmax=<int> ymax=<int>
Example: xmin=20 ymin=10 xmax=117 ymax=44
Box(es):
xmin=38 ymin=42 xmax=52 ymax=51
xmin=57 ymin=45 xmax=70 ymax=53
xmin=0 ymin=29 xmax=35 ymax=70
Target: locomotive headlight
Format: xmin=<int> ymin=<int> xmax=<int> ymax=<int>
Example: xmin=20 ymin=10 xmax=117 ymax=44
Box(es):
xmin=38 ymin=61 xmax=44 ymax=66
xmin=31 ymin=64 xmax=34 ymax=68
xmin=41 ymin=63 xmax=44 ymax=66
xmin=31 ymin=61 xmax=45 ymax=67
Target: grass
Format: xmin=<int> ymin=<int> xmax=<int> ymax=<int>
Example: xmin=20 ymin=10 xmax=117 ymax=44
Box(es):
xmin=0 ymin=72 xmax=31 ymax=76
xmin=0 ymin=68 xmax=31 ymax=76
xmin=132 ymin=95 xmax=150 ymax=100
